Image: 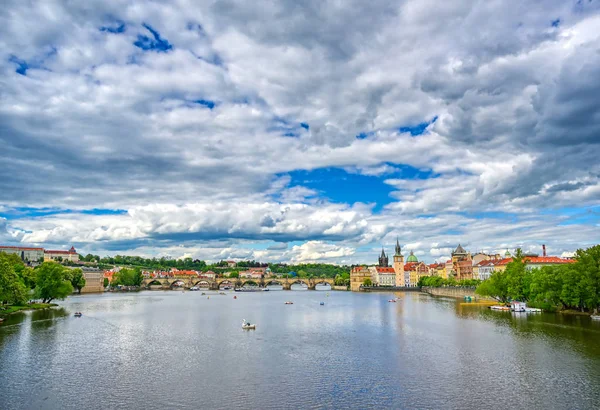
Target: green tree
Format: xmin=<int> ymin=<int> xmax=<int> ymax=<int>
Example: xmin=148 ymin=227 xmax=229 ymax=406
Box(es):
xmin=476 ymin=269 xmax=510 ymax=302
xmin=103 ymin=277 xmax=109 ymax=287
xmin=67 ymin=268 xmax=86 ymax=294
xmin=229 ymin=272 xmax=239 ymax=278
xmin=0 ymin=256 xmax=28 ymax=305
xmin=34 ymin=262 xmax=73 ymax=303
xmin=363 ymin=278 xmax=372 ymax=287
xmin=18 ymin=266 xmax=37 ymax=289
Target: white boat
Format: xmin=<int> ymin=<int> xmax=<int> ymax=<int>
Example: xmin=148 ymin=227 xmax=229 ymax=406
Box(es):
xmin=190 ymin=286 xmax=200 ymax=291
xmin=242 ymin=319 xmax=256 ymax=330
xmin=591 ymin=315 xmax=600 ymax=320
xmin=525 ymin=307 xmax=542 ymax=313
xmin=490 ymin=305 xmax=510 ymax=311
xmin=285 ymin=301 xmax=293 ymax=305
xmin=511 ymin=301 xmax=527 ymax=312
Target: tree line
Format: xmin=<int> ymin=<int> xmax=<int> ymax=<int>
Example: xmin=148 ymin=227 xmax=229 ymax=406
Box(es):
xmin=475 ymin=245 xmax=600 ymax=312
xmin=0 ymin=252 xmax=86 ymax=305
xmin=418 ymin=276 xmax=482 ymax=288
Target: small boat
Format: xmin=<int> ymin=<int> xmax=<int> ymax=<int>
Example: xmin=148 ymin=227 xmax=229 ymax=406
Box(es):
xmin=233 ymin=296 xmax=237 ymax=299
xmin=0 ymin=318 xmax=5 ymax=324
xmin=525 ymin=307 xmax=542 ymax=313
xmin=242 ymin=319 xmax=256 ymax=330
xmin=263 ymin=288 xmax=270 ymax=291
xmin=74 ymin=312 xmax=82 ymax=317
xmin=201 ymin=292 xmax=206 ymax=295
xmin=388 ymin=299 xmax=397 ymax=303
xmin=219 ymin=292 xmax=226 ymax=295
xmin=591 ymin=315 xmax=600 ymax=320
xmin=490 ymin=305 xmax=510 ymax=311
xmin=320 ymin=302 xmax=325 ymax=306
xmin=223 ymin=286 xmax=232 ymax=290
xmin=190 ymin=286 xmax=199 ymax=291
xmin=285 ymin=301 xmax=293 ymax=305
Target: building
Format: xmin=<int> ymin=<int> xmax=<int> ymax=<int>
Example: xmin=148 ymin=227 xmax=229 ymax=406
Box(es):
xmin=240 ymin=270 xmax=263 ymax=279
xmin=475 ymin=260 xmax=498 ymax=280
xmin=80 ymin=267 xmax=104 ymax=293
xmin=199 ymin=270 xmax=216 ymax=279
xmin=0 ymin=246 xmax=45 ymax=262
xmin=226 ymin=260 xmax=237 ymax=268
xmin=523 ymin=256 xmax=575 ymax=270
xmin=393 ymin=239 xmax=405 ymax=286
xmin=368 ymin=266 xmax=396 ymax=286
xmin=405 ymin=261 xmax=429 ymax=286
xmin=378 ymin=248 xmax=389 ymax=267
xmin=451 ymin=244 xmax=473 ymax=280
xmin=350 ymin=266 xmax=371 ymax=291
xmin=44 ymin=246 xmax=79 ymax=263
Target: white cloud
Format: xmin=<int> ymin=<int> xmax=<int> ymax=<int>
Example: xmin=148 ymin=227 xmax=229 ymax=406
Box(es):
xmin=0 ymin=0 xmax=598 ymax=263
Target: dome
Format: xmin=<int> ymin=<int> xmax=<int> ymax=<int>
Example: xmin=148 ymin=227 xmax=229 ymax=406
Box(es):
xmin=407 ymin=251 xmax=418 ymax=263
xmin=505 ymin=249 xmax=511 ymax=257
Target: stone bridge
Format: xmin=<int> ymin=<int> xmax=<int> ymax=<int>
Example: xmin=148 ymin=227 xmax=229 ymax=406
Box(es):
xmin=141 ymin=276 xmax=335 ymax=290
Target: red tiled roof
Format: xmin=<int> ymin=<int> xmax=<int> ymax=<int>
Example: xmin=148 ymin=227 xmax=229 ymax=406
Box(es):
xmin=525 ymin=256 xmax=575 ymax=264
xmin=376 ymin=267 xmax=395 ymax=273
xmin=404 ymin=262 xmax=417 ymax=271
xmin=0 ymin=246 xmax=44 ymax=251
xmin=476 ymin=260 xmax=496 ymax=267
xmin=45 ymin=250 xmax=76 ymax=254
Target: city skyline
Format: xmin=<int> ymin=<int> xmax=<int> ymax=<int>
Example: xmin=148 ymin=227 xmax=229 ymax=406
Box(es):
xmin=1 ymin=1 xmax=599 ymax=264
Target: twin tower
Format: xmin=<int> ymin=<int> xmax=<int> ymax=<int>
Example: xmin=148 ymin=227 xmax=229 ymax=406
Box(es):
xmin=379 ymin=239 xmax=406 ymax=286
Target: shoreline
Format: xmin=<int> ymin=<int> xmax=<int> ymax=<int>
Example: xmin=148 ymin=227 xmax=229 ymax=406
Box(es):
xmin=0 ymin=303 xmax=59 ymax=317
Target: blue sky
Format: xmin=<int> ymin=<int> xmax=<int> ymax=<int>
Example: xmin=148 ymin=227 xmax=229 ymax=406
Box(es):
xmin=0 ymin=1 xmax=599 ymax=263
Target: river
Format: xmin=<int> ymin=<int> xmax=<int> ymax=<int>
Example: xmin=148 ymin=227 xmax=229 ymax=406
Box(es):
xmin=1 ymin=290 xmax=599 ymax=409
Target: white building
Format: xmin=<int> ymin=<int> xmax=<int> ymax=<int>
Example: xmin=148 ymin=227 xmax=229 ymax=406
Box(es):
xmin=368 ymin=266 xmax=396 ymax=286
xmin=0 ymin=246 xmax=45 ymax=262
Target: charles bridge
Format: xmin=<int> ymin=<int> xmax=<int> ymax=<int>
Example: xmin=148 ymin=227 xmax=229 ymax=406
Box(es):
xmin=141 ymin=276 xmax=336 ymax=290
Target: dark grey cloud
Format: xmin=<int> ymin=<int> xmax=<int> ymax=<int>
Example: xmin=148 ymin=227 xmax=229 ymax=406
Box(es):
xmin=0 ymin=0 xmax=599 ymax=261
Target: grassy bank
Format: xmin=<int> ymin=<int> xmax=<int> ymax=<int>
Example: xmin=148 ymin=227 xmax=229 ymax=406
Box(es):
xmin=0 ymin=303 xmax=58 ymax=316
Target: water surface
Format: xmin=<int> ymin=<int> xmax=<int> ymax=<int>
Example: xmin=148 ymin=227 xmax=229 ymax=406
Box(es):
xmin=1 ymin=291 xmax=599 ymax=409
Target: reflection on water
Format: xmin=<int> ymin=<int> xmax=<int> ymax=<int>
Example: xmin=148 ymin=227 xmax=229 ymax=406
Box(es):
xmin=1 ymin=291 xmax=599 ymax=409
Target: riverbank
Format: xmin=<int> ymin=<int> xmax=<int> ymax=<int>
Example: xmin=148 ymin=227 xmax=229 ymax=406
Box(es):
xmin=0 ymin=303 xmax=58 ymax=316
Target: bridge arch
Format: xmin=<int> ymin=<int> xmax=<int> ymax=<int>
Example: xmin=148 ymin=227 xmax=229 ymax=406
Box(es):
xmin=218 ymin=280 xmax=234 ymax=289
xmin=289 ymin=280 xmax=308 ymax=289
xmin=193 ymin=280 xmax=211 ymax=288
xmin=240 ymin=279 xmax=260 ymax=288
xmin=265 ymin=280 xmax=283 ymax=286
xmin=170 ymin=279 xmax=187 ymax=288
xmin=147 ymin=279 xmax=163 ymax=287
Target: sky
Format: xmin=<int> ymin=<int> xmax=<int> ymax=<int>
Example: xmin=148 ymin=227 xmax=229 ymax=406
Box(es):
xmin=1 ymin=0 xmax=599 ymax=264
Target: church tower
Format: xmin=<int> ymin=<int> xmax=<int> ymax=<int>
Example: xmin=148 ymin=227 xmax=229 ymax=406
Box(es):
xmin=393 ymin=238 xmax=405 ymax=286
xmin=378 ymin=247 xmax=389 ymax=267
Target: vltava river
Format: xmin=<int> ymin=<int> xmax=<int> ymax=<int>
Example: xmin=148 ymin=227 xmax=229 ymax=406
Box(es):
xmin=1 ymin=290 xmax=600 ymax=409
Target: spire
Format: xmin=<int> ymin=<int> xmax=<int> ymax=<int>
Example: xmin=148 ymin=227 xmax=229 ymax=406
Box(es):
xmin=381 ymin=247 xmax=386 ymax=258
xmin=395 ymin=238 xmax=402 ymax=256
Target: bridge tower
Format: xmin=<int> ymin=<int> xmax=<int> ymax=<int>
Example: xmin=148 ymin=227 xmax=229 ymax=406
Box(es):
xmin=393 ymin=238 xmax=405 ymax=287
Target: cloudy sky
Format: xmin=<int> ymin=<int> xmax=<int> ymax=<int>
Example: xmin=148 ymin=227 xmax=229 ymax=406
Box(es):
xmin=1 ymin=0 xmax=599 ymax=264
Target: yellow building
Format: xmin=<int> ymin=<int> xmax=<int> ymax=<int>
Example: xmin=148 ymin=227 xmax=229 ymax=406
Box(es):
xmin=44 ymin=246 xmax=80 ymax=262
xmin=350 ymin=266 xmax=371 ymax=291
xmin=392 ymin=239 xmax=406 ymax=286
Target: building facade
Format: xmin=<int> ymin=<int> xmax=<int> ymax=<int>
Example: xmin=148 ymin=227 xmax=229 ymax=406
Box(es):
xmin=378 ymin=248 xmax=389 ymax=267
xmin=80 ymin=268 xmax=104 ymax=293
xmin=350 ymin=266 xmax=371 ymax=291
xmin=368 ymin=266 xmax=396 ymax=286
xmin=44 ymin=246 xmax=79 ymax=262
xmin=451 ymin=244 xmax=473 ymax=280
xmin=393 ymin=239 xmax=405 ymax=286
xmin=0 ymin=246 xmax=45 ymax=262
